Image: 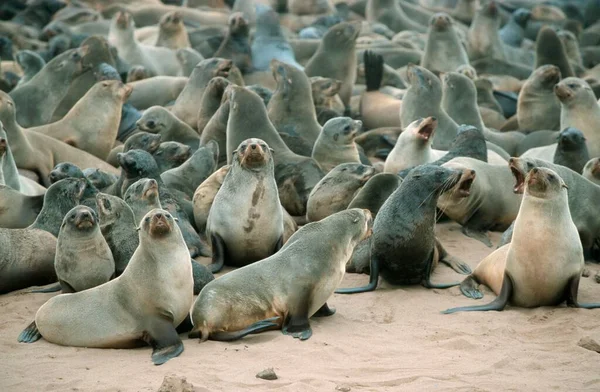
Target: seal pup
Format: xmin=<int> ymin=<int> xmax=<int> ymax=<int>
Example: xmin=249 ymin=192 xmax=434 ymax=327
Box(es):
xmin=307 ymin=163 xmax=375 ymax=222
xmin=48 ymin=162 xmax=85 ymax=183
xmin=366 ymin=0 xmax=427 ymax=34
xmin=304 ymin=22 xmax=361 ymax=111
xmin=385 ymin=117 xmax=444 ymax=174
xmin=136 ymin=106 xmax=200 ymax=151
xmin=107 ymin=131 xmax=162 ymax=167
xmin=84 ymin=168 xmax=118 ymax=192
xmin=55 ymin=206 xmax=115 ymax=293
xmin=153 ymin=141 xmax=191 ymax=173
xmin=443 ymin=168 xmax=600 ymax=313
xmin=161 ymin=140 xmax=219 ymax=198
xmin=517 ymin=64 xmax=561 ymax=132
xmin=18 ymin=209 xmax=194 ymax=366
xmin=30 ymin=80 xmax=132 ymax=160
xmin=583 ymin=158 xmax=600 ymax=185
xmin=421 ymin=13 xmax=469 ymax=75
xmin=192 ymin=165 xmax=229 ymax=234
xmin=437 ymin=157 xmax=522 ymax=247
xmin=268 ymin=59 xmax=322 ymax=148
xmin=123 ymin=178 xmax=162 ymax=226
xmin=0 ymin=228 xmax=57 ymax=294
xmin=189 ymin=208 xmax=372 ymax=341
xmin=553 ymin=127 xmax=590 ymax=174
xmin=207 ymin=138 xmax=284 ymax=273
xmin=108 ymin=11 xmax=181 ymax=76
xmin=96 ymin=193 xmax=138 ymax=276
xmin=9 ymin=47 xmax=87 ymax=127
xmin=337 ymin=165 xmax=472 ymax=293
xmin=311 ymin=117 xmax=362 ymax=173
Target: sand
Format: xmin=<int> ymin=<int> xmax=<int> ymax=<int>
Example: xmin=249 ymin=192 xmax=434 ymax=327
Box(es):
xmin=2 ymin=222 xmax=600 ymax=391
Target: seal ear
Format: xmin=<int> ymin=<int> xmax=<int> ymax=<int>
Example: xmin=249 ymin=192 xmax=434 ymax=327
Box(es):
xmin=562 ymin=183 xmax=569 ymax=189
xmin=136 ymin=226 xmax=141 ymax=232
xmin=173 ymin=217 xmax=179 ymax=222
xmin=269 ymin=148 xmax=274 ymax=153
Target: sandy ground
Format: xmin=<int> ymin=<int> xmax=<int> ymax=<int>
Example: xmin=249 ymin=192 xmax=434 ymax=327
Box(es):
xmin=2 ymin=221 xmax=600 ymax=391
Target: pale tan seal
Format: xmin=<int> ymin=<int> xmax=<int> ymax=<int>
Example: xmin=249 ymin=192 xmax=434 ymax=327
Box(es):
xmin=582 ymin=158 xmax=600 ymax=185
xmin=189 ymin=208 xmax=372 ymax=341
xmin=0 ymin=185 xmax=43 ymax=228
xmin=444 ymin=167 xmax=600 ymax=313
xmin=18 ymin=209 xmax=194 ymax=366
xmin=155 ymin=11 xmax=190 ymax=50
xmin=55 ymin=205 xmax=115 ymax=293
xmin=311 ymin=117 xmax=362 ymax=173
xmin=126 ymin=76 xmax=188 ymax=110
xmin=192 ymin=165 xmax=229 ymax=233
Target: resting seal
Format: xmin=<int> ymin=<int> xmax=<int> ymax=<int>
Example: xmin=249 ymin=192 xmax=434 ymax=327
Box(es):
xmin=189 ymin=208 xmax=372 ymax=341
xmin=19 ymin=209 xmax=194 ymax=366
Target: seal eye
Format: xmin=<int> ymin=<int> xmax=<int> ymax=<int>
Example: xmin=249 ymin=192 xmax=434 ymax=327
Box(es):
xmin=146 ymin=120 xmax=156 ymax=129
xmin=567 ymin=83 xmax=577 ymax=89
xmin=343 ymin=125 xmax=351 ymax=133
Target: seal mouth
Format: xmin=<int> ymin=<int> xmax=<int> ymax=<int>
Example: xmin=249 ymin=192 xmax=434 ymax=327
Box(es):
xmin=432 ymin=15 xmax=450 ymax=30
xmin=116 ymin=11 xmax=130 ymax=29
xmin=75 ymin=216 xmax=95 ymax=230
xmin=554 ymin=84 xmax=573 ymax=101
xmin=416 ymin=117 xmax=437 ymax=141
xmin=509 ymin=158 xmax=526 ymax=194
xmin=458 ymin=170 xmax=476 ymax=197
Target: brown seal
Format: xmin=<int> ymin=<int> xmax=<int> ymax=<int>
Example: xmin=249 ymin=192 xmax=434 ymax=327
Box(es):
xmin=444 ymin=167 xmax=600 ymax=313
xmin=516 ymin=64 xmax=561 ymax=132
xmin=18 ymin=209 xmax=194 ymax=366
xmin=126 ymin=76 xmax=188 ymax=110
xmin=189 ymin=208 xmax=372 ymax=342
xmin=422 ymin=13 xmax=469 ymax=75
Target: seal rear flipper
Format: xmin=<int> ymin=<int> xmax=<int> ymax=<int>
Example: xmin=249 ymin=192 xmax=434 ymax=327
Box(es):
xmin=282 ymin=286 xmax=313 ymax=340
xmin=565 ymin=275 xmax=600 ymax=309
xmin=364 ymin=50 xmax=384 ymax=92
xmin=208 ymin=233 xmax=225 ymax=273
xmin=335 ymin=256 xmax=379 ymax=294
xmin=142 ymin=317 xmax=184 ymax=366
xmin=30 ymin=282 xmax=62 ymax=293
xmin=18 ymin=321 xmax=42 ymax=343
xmin=209 ymin=317 xmax=280 ymax=342
xmin=442 ymin=272 xmax=513 ymax=314
xmin=312 ymin=302 xmax=336 ymax=317
xmin=436 ymin=239 xmax=472 ymax=274
xmin=461 ymin=226 xmax=493 ymax=248
xmin=459 ymin=275 xmax=484 ymax=299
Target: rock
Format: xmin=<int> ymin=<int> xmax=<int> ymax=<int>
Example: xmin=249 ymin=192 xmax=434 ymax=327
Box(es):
xmin=157 ymin=375 xmax=195 ymax=392
xmin=577 ymin=337 xmax=600 ymax=353
xmin=582 ymin=268 xmax=591 ymax=277
xmin=256 ymin=368 xmax=278 ymax=380
xmin=336 ymin=386 xmax=352 ymax=392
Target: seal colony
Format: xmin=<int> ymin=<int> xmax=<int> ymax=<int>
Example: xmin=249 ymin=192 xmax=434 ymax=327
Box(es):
xmin=1 ymin=0 xmax=600 ymax=385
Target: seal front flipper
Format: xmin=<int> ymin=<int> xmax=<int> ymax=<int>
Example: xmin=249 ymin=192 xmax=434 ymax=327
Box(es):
xmin=459 ymin=275 xmax=484 ymax=299
xmin=442 ymin=273 xmax=513 ymax=314
xmin=30 ymin=283 xmax=62 ymax=293
xmin=436 ymin=239 xmax=472 ymax=274
xmin=335 ymin=256 xmax=379 ymax=294
xmin=18 ymin=321 xmax=42 ymax=343
xmin=208 ymin=233 xmax=225 ymax=273
xmin=282 ymin=287 xmax=313 ymax=340
xmin=565 ymin=275 xmax=600 ymax=309
xmin=313 ymin=302 xmax=336 ymax=317
xmin=142 ymin=316 xmax=184 ymax=366
xmin=461 ymin=226 xmax=493 ymax=248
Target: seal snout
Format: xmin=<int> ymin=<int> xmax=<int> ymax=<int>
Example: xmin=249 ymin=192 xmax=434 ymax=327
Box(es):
xmin=554 ymin=83 xmax=573 ymax=101
xmin=74 ymin=208 xmax=95 ymax=230
xmin=236 ymin=138 xmax=271 ymax=169
xmin=147 ymin=209 xmax=173 ymax=237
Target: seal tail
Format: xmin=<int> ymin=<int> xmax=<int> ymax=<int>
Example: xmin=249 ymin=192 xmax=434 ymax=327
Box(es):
xmin=18 ymin=321 xmax=42 ymax=343
xmin=209 ymin=317 xmax=281 ymax=342
xmin=364 ymin=50 xmax=384 ymax=92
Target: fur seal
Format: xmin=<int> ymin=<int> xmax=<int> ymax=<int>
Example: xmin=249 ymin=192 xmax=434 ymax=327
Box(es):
xmin=311 ymin=117 xmax=362 ymax=173
xmin=437 ymin=157 xmax=522 ymax=247
xmin=207 ymin=138 xmax=284 ymax=273
xmin=30 ymin=80 xmax=132 ymax=160
xmin=196 ymin=76 xmax=230 ymax=135
xmin=55 ymin=206 xmax=115 ymax=293
xmin=18 ymin=209 xmax=194 ymax=366
xmin=153 ymin=141 xmax=191 ymax=173
xmin=385 ymin=117 xmax=445 ymax=174
xmin=421 ymin=13 xmax=469 ymax=75
xmin=366 ymin=0 xmax=427 ymax=34
xmin=583 ymin=158 xmax=600 ymax=185
xmin=107 ymin=131 xmax=162 ymax=167
xmin=268 ymin=59 xmax=322 ymax=148
xmin=90 ymin=195 xmax=135 ymax=275
xmin=251 ymin=5 xmax=302 ymax=72
xmin=535 ymin=25 xmax=575 ymax=79
xmin=29 ymin=178 xmax=91 ymax=237
xmin=15 ymin=50 xmax=45 ymax=85
xmin=307 ymin=163 xmax=375 ymax=222
xmin=161 ymin=140 xmax=218 ymax=198
xmin=517 ymin=64 xmax=561 ymax=132
xmin=126 ymin=76 xmax=188 ymax=110
xmin=443 ymin=167 xmax=600 ymax=313
xmin=0 ymin=227 xmax=57 ymax=294
xmin=304 ymin=22 xmax=361 ymax=111
xmin=123 ymin=178 xmax=162 ymax=226
xmin=553 ymin=127 xmax=590 ymax=174
xmin=136 ymin=106 xmax=200 ymax=151
xmin=192 ymin=165 xmax=229 ymax=233
xmin=337 ymin=164 xmax=472 ymax=293
xmin=499 ymin=8 xmax=531 ymax=47
xmin=225 ymin=85 xmax=324 ymax=216
xmin=311 ymin=76 xmax=345 ymax=124
xmin=84 ymin=168 xmax=117 ymax=192
xmin=213 ymin=12 xmax=252 ymax=74
xmin=0 ymin=185 xmax=43 ymax=228
xmin=9 ymin=47 xmax=87 ymax=127
xmin=347 ymin=173 xmax=401 ymax=218
xmin=117 ymin=149 xmax=208 ymax=257
xmin=189 ymin=208 xmax=372 ymax=341
xmin=48 ymin=162 xmax=85 ymax=184
xmin=156 ymin=11 xmax=190 ymax=50
xmin=108 ymin=11 xmax=181 ymax=76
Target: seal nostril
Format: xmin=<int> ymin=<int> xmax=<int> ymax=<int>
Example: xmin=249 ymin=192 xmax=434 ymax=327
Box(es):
xmin=532 ymin=168 xmax=538 ymax=174
xmin=251 ymin=144 xmax=257 ymax=150
xmin=470 ymin=170 xmax=475 ymax=175
xmin=156 ymin=213 xmax=163 ymax=219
